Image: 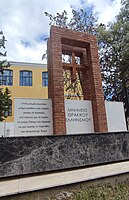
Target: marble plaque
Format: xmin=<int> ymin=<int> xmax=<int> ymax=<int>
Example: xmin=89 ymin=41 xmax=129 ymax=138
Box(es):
xmin=65 ymin=100 xmax=94 ymax=134
xmin=0 ymin=132 xmax=129 ymax=178
xmin=14 ymin=98 xmax=53 ymax=136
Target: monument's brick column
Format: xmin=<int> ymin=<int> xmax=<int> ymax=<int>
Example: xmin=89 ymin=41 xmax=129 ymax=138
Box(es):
xmin=48 ymin=26 xmax=107 ymax=134
xmin=82 ymin=41 xmax=107 ymax=132
xmin=88 ymin=41 xmax=107 ymax=132
xmin=48 ymin=28 xmax=66 ymax=135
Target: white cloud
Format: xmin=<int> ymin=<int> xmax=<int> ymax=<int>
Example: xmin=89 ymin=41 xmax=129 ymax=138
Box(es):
xmin=0 ymin=0 xmax=121 ymax=64
xmin=86 ymin=0 xmax=121 ymax=24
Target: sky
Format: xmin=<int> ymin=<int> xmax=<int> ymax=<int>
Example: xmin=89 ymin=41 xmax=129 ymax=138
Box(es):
xmin=0 ymin=0 xmax=121 ymax=64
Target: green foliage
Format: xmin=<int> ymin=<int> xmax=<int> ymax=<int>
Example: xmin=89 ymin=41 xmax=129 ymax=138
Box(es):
xmin=0 ymin=87 xmax=11 ymax=122
xmin=44 ymin=9 xmax=97 ymax=34
xmin=68 ymin=9 xmax=97 ymax=34
xmin=44 ymin=10 xmax=68 ymax=28
xmin=0 ymin=31 xmax=10 ymax=72
xmin=97 ymin=0 xmax=129 ymax=98
xmin=0 ymin=31 xmax=11 ymax=122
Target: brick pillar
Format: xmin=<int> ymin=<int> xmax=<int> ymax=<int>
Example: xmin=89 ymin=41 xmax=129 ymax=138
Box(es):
xmin=47 ymin=28 xmax=66 ymax=135
xmin=83 ymin=41 xmax=107 ymax=132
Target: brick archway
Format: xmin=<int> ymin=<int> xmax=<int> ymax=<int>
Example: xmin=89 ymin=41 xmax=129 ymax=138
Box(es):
xmin=48 ymin=26 xmax=107 ymax=134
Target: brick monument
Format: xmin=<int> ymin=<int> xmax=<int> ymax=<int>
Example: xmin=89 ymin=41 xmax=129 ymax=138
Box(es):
xmin=47 ymin=26 xmax=108 ymax=135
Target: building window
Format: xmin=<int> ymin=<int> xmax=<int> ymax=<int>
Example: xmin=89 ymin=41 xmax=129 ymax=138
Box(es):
xmin=0 ymin=69 xmax=13 ymax=86
xmin=20 ymin=70 xmax=32 ymax=86
xmin=42 ymin=72 xmax=48 ymax=87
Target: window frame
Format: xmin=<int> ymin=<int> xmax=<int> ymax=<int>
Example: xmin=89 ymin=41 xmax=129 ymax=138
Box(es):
xmin=20 ymin=70 xmax=32 ymax=86
xmin=0 ymin=69 xmax=13 ymax=86
xmin=42 ymin=71 xmax=48 ymax=87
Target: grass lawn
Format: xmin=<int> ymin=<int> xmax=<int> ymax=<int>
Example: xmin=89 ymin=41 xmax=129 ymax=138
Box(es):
xmin=48 ymin=182 xmax=129 ymax=200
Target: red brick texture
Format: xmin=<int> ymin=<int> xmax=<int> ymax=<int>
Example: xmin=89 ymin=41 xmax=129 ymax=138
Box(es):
xmin=48 ymin=26 xmax=108 ymax=134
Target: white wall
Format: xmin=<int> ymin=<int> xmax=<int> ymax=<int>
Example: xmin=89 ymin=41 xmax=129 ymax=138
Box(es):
xmin=0 ymin=122 xmax=14 ymax=137
xmin=105 ymin=101 xmax=127 ymax=132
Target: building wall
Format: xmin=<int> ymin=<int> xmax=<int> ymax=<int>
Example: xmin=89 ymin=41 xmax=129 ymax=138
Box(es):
xmin=0 ymin=61 xmax=48 ymax=123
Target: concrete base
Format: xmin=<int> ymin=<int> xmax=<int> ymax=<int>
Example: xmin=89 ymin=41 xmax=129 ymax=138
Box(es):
xmin=0 ymin=161 xmax=129 ymax=198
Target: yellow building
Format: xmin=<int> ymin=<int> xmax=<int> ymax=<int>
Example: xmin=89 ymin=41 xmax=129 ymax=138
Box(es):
xmin=0 ymin=61 xmax=48 ymax=123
